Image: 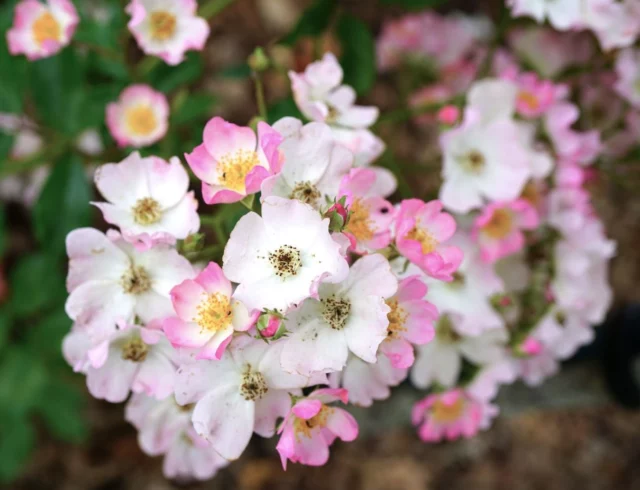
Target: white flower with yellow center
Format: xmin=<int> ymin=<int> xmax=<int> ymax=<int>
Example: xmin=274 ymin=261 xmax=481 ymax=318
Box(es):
xmin=260 ymin=118 xmax=354 ymax=210
xmin=7 ymin=0 xmax=79 ymax=61
xmin=92 ymin=152 xmax=200 ymax=250
xmin=223 ymin=197 xmax=350 ymax=312
xmin=126 ymin=0 xmax=210 ymax=65
xmin=106 ymin=85 xmax=170 ymax=148
xmin=280 ymin=254 xmax=397 ymax=376
xmin=65 ymin=228 xmax=194 ymax=346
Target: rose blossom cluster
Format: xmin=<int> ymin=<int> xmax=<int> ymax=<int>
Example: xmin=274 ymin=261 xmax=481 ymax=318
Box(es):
xmin=6 ymin=0 xmax=209 ymax=64
xmin=378 ymin=10 xmax=615 ymax=443
xmin=60 ymin=51 xmax=473 ymax=479
xmin=507 ymin=0 xmax=640 ymax=51
xmin=2 ymin=0 xmax=614 ymax=482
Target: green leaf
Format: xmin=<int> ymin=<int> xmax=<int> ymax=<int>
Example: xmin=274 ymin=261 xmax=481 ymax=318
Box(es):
xmin=0 ymin=204 xmax=5 ymax=258
xmin=0 ymin=348 xmax=47 ymax=416
xmin=74 ymin=1 xmax=126 ymax=49
xmin=0 ymin=132 xmax=13 ymax=162
xmin=29 ymin=49 xmax=88 ymax=134
xmin=0 ymin=414 xmax=35 ymax=483
xmin=0 ymin=2 xmax=27 ymax=115
xmin=150 ymin=52 xmax=204 ymax=93
xmin=171 ymin=93 xmax=218 ymax=126
xmin=0 ymin=308 xmax=10 ymax=354
xmin=219 ymin=63 xmax=251 ymax=79
xmin=280 ymin=0 xmax=336 ymax=46
xmin=336 ymin=14 xmax=376 ymax=95
xmin=9 ymin=254 xmax=65 ymax=318
xmin=379 ymin=0 xmax=448 ymax=9
xmin=33 ymin=154 xmax=93 ymax=259
xmin=25 ymin=307 xmax=71 ymax=362
xmin=36 ymin=378 xmax=88 ymax=444
xmin=267 ymin=97 xmax=304 ymax=124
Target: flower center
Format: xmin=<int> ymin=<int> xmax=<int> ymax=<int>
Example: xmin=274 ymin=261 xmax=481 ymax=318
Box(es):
xmin=431 ymin=397 xmax=465 ymax=423
xmin=32 ymin=11 xmax=61 ymax=46
xmin=458 ymin=149 xmax=486 ymax=173
xmin=132 ymin=197 xmax=162 ymax=225
xmin=326 ymin=105 xmax=340 ymax=123
xmin=268 ymin=245 xmax=302 ymax=278
xmin=517 ymin=90 xmax=540 ymax=111
xmin=435 ymin=315 xmax=460 ymax=344
xmin=386 ymin=299 xmax=408 ymax=339
xmin=194 ymin=293 xmax=233 ymax=333
xmin=149 ymin=10 xmax=177 ymax=41
xmin=217 ymin=150 xmax=260 ymax=193
xmin=520 ymin=181 xmax=540 ymax=208
xmin=240 ymin=369 xmax=268 ymax=401
xmin=121 ymin=336 xmax=149 ymax=362
xmin=125 ymin=105 xmax=158 ymax=136
xmin=483 ymin=208 xmax=513 ymax=239
xmin=289 ymin=181 xmax=321 ymax=205
xmin=293 ymin=405 xmax=333 ymax=440
xmin=321 ymin=295 xmax=351 ymax=330
xmin=121 ymin=265 xmax=152 ymax=295
xmin=345 ymin=198 xmax=375 ymax=242
xmin=406 ymin=226 xmax=438 ymax=254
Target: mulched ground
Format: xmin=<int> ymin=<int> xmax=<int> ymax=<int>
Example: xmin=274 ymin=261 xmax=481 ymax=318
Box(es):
xmin=12 ymin=402 xmax=640 ymax=490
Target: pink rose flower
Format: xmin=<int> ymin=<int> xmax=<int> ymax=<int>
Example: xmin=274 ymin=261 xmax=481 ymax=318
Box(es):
xmin=185 ymin=117 xmax=282 ymax=204
xmin=412 ymin=389 xmax=497 ymax=442
xmin=276 ymin=388 xmax=358 ymax=469
xmin=164 ymin=262 xmax=258 ymax=360
xmin=106 ymin=85 xmax=170 ymax=148
xmin=6 ymin=0 xmax=78 ymax=60
xmin=126 ymin=0 xmax=210 ymax=66
xmin=471 ymin=199 xmax=539 ymax=263
xmin=395 ymin=199 xmax=463 ymax=281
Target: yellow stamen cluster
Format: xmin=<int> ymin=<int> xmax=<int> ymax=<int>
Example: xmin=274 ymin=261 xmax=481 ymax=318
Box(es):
xmin=125 ymin=105 xmax=158 ymax=137
xmin=121 ymin=266 xmax=152 ymax=295
xmin=483 ymin=208 xmax=513 ymax=239
xmin=294 ymin=406 xmax=333 ymax=440
xmin=406 ymin=226 xmax=438 ymax=254
xmin=269 ymin=245 xmax=302 ymax=278
xmin=149 ymin=11 xmax=177 ymax=41
xmin=217 ymin=150 xmax=260 ymax=193
xmin=194 ymin=293 xmax=233 ymax=333
xmin=289 ymin=181 xmax=321 ymax=205
xmin=458 ymin=149 xmax=486 ymax=173
xmin=321 ymin=295 xmax=351 ymax=331
xmin=32 ymin=12 xmax=61 ymax=46
xmin=517 ymin=90 xmax=540 ymax=111
xmin=520 ymin=181 xmax=540 ymax=208
xmin=240 ymin=369 xmax=268 ymax=401
xmin=431 ymin=397 xmax=465 ymax=423
xmin=132 ymin=197 xmax=162 ymax=225
xmin=386 ymin=299 xmax=408 ymax=339
xmin=121 ymin=336 xmax=149 ymax=362
xmin=345 ymin=198 xmax=374 ymax=242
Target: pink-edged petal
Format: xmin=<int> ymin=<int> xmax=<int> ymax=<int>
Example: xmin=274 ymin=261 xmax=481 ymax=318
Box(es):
xmin=203 ymin=117 xmax=256 ymax=161
xmin=292 ymin=399 xmax=323 ymax=420
xmin=163 ymin=316 xmax=210 ymax=349
xmin=185 ymin=144 xmax=218 ymax=183
xmin=194 ymin=262 xmax=232 ymax=297
xmin=195 ymin=326 xmax=234 ymax=360
xmin=380 ymin=337 xmax=415 ymax=369
xmin=326 ymin=407 xmax=358 ymax=441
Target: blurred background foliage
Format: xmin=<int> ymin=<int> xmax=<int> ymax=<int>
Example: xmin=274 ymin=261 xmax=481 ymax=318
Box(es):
xmin=0 ymin=0 xmax=451 ymax=483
